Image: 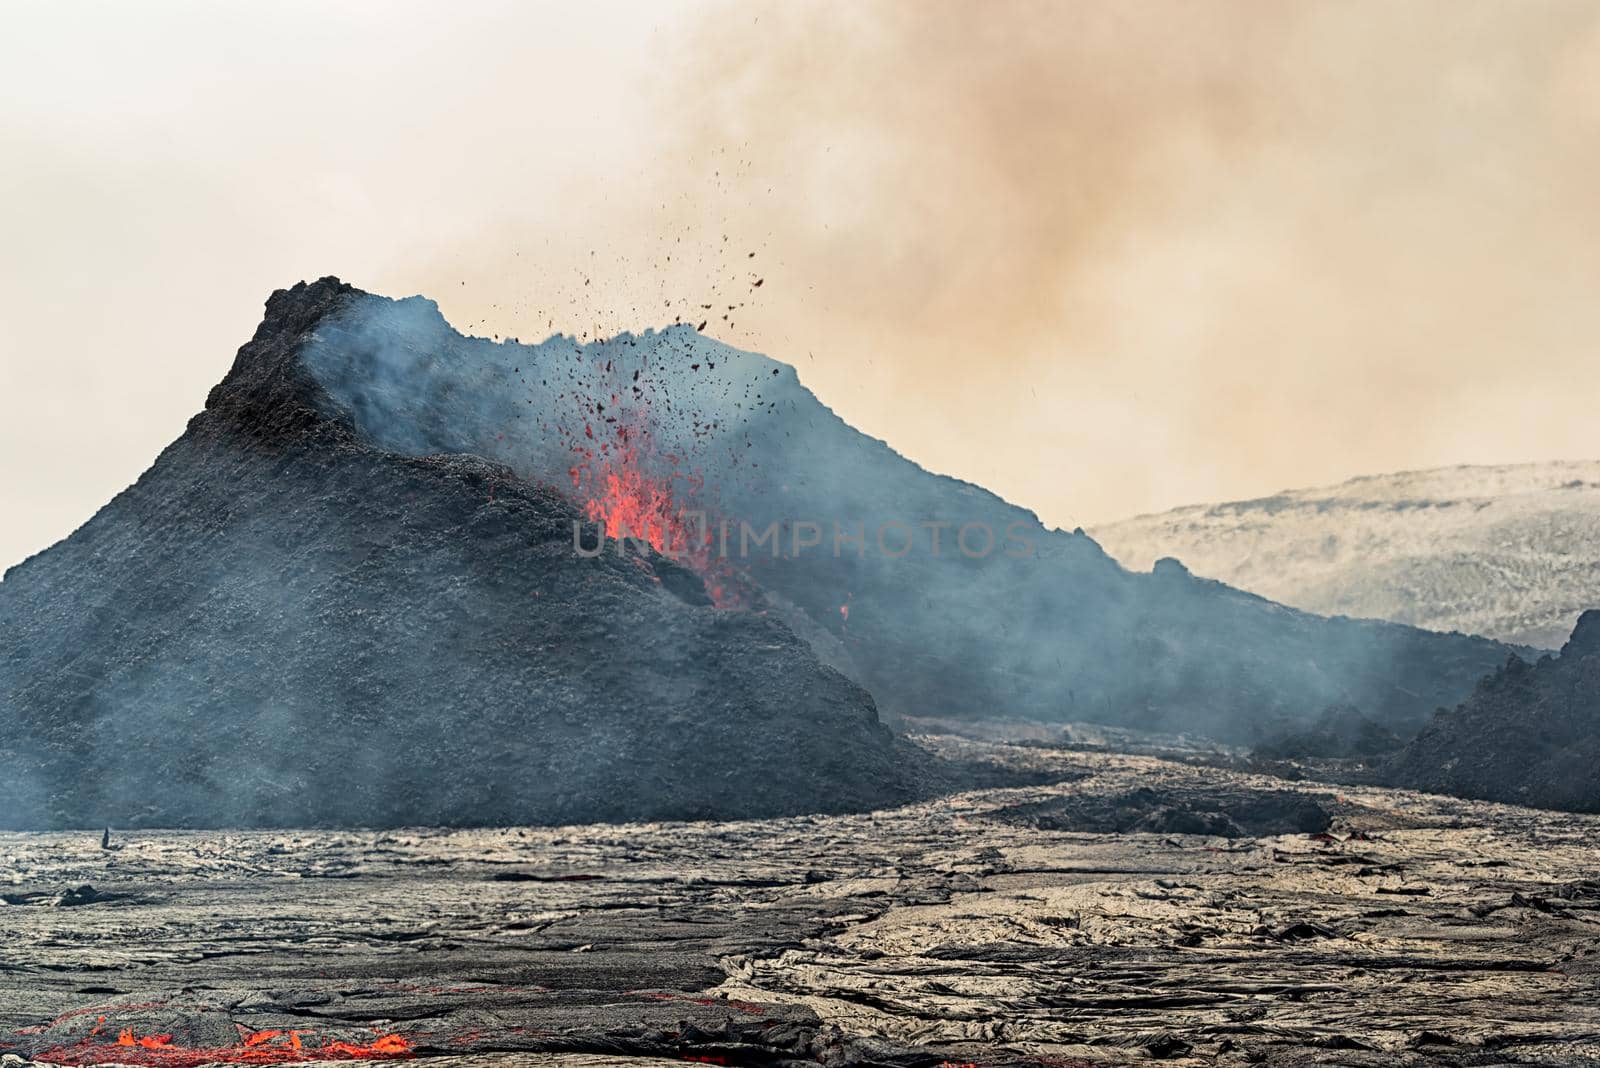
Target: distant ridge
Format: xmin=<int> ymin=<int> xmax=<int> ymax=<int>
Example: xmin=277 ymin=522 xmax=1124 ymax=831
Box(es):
xmin=1092 ymin=462 xmax=1600 ymax=648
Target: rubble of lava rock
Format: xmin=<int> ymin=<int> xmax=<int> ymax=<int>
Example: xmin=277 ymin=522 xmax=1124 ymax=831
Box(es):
xmin=3 ymin=739 xmax=1600 ymax=1067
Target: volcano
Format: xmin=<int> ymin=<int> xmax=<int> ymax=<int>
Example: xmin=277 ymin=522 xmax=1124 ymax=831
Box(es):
xmin=0 ymin=280 xmax=922 ymax=829
xmin=282 ymin=279 xmax=1512 ymax=742
xmin=0 ymin=278 xmax=1519 ymax=828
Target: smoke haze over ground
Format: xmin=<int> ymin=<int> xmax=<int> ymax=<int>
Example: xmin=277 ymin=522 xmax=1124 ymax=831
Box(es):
xmin=5 ymin=1 xmax=1600 ymax=571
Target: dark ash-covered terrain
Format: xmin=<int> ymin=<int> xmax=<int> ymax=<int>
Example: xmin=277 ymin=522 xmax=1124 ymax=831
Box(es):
xmin=2 ymin=741 xmax=1598 ymax=1067
xmin=1387 ymin=610 xmax=1600 ymax=812
xmin=0 ymin=280 xmax=922 ymax=829
xmin=2 ymin=276 xmax=1598 ymax=1068
xmin=1250 ymin=705 xmax=1404 ymax=763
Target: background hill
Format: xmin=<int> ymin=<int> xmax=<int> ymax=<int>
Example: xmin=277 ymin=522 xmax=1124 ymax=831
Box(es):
xmin=1092 ymin=463 xmax=1600 ymax=649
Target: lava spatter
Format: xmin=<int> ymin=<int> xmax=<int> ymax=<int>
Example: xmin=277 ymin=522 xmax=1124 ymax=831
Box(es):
xmin=32 ymin=1025 xmax=413 ymax=1066
xmin=558 ymin=364 xmax=750 ymax=607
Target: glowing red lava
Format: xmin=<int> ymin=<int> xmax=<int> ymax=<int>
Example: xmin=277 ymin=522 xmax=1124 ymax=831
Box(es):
xmin=576 ymin=456 xmax=697 ymax=557
xmin=34 ymin=1027 xmax=413 ymax=1066
xmin=567 ymin=409 xmax=743 ymax=607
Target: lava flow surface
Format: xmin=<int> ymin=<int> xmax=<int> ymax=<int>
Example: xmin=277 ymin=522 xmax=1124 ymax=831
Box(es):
xmin=4 ymin=739 xmax=1600 ymax=1066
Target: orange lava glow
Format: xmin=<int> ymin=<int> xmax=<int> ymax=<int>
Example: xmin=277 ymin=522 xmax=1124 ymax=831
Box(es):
xmin=37 ymin=1028 xmax=413 ymax=1066
xmin=578 ymin=460 xmax=699 ymax=558
xmin=567 ymin=410 xmax=743 ymax=607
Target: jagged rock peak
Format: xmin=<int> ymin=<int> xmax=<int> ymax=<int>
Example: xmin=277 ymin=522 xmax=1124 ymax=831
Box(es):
xmin=1564 ymin=609 xmax=1600 ymax=657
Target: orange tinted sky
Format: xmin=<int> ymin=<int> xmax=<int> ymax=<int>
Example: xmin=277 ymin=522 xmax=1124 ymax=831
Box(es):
xmin=3 ymin=0 xmax=1598 ymax=571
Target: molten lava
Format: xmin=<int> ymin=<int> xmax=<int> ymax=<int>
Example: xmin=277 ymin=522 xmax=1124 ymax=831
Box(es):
xmin=38 ymin=1026 xmax=413 ymax=1066
xmin=566 ymin=406 xmax=745 ymax=607
xmin=576 ymin=457 xmax=698 ymax=557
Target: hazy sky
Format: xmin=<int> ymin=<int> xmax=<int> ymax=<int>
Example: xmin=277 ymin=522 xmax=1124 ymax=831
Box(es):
xmin=3 ymin=0 xmax=1598 ymax=573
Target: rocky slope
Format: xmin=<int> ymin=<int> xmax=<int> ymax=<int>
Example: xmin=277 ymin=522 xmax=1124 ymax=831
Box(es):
xmin=1387 ymin=610 xmax=1600 ymax=811
xmin=1092 ymin=462 xmax=1600 ymax=648
xmin=292 ymin=280 xmax=1514 ymax=742
xmin=0 ymin=279 xmax=922 ymax=829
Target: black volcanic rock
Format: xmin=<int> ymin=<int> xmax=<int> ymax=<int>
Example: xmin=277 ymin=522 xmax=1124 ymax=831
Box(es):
xmin=1386 ymin=610 xmax=1600 ymax=811
xmin=1251 ymin=703 xmax=1405 ymax=761
xmin=989 ymin=784 xmax=1335 ymax=838
xmin=286 ymin=281 xmax=1516 ymax=742
xmin=0 ymin=279 xmax=921 ymax=829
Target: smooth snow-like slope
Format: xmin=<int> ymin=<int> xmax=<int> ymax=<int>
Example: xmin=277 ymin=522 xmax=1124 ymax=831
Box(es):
xmin=1092 ymin=462 xmax=1600 ymax=649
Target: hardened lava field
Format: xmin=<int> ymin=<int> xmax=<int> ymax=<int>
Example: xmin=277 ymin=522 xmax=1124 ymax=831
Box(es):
xmin=3 ymin=739 xmax=1599 ymax=1068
